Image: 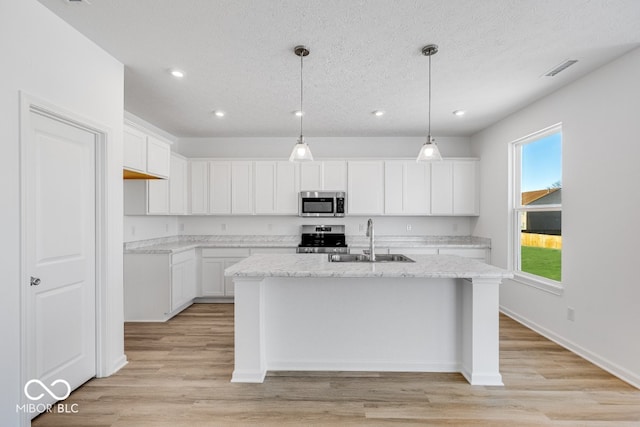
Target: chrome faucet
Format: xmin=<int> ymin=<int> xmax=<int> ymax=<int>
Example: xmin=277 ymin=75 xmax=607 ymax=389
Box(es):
xmin=366 ymin=218 xmax=375 ymax=262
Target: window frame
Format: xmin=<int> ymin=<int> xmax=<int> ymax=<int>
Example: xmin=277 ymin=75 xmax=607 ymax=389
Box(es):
xmin=509 ymin=123 xmax=563 ymax=295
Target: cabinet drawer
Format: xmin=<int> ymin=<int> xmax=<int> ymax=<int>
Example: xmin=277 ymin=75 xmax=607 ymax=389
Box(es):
xmin=172 ymin=249 xmax=195 ymax=265
xmin=202 ymin=248 xmax=250 ymax=258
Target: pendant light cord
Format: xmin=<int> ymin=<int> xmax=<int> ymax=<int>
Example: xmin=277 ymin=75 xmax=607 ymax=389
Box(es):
xmin=300 ymin=50 xmax=304 ymax=139
xmin=427 ymin=52 xmax=432 ymax=139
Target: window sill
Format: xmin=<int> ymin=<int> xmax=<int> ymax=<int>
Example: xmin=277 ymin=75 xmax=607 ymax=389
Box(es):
xmin=511 ymin=272 xmax=564 ymax=296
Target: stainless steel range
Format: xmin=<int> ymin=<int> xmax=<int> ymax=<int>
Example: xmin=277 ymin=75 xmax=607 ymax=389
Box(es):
xmin=296 ymin=225 xmax=349 ymax=254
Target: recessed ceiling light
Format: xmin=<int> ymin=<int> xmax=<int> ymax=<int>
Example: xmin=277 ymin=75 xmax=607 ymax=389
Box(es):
xmin=213 ymin=110 xmax=225 ymax=117
xmin=453 ymin=110 xmax=465 ymax=116
xmin=372 ymin=110 xmax=385 ymax=117
xmin=170 ymin=69 xmax=185 ymax=78
xmin=294 ymin=110 xmax=304 ymax=117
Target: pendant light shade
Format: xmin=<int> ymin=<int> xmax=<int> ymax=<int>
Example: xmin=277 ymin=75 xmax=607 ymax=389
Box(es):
xmin=289 ymin=45 xmax=314 ymax=162
xmin=417 ymin=44 xmax=443 ymax=162
xmin=416 ymin=136 xmax=442 ymax=161
xmin=289 ymin=136 xmax=313 ymax=161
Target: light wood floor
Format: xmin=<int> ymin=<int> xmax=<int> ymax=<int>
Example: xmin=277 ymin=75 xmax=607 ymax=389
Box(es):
xmin=33 ymin=303 xmax=640 ymax=426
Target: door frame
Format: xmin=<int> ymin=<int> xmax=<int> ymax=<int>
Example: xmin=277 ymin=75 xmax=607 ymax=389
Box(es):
xmin=18 ymin=93 xmax=111 ymax=424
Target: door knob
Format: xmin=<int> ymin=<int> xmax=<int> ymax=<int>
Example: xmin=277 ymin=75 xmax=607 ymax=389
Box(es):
xmin=30 ymin=276 xmax=41 ymax=286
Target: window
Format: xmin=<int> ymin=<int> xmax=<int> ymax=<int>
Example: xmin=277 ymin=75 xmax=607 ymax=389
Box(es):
xmin=512 ymin=124 xmax=562 ymax=291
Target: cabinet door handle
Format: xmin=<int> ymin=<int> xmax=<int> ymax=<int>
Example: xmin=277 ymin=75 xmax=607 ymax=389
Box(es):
xmin=30 ymin=276 xmax=41 ymax=286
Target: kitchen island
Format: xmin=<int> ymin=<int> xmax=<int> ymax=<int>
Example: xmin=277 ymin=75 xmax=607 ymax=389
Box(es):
xmin=224 ymin=253 xmax=512 ymax=386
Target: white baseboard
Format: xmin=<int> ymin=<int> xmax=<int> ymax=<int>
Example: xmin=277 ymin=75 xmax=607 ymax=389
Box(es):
xmin=500 ymin=306 xmax=640 ymax=390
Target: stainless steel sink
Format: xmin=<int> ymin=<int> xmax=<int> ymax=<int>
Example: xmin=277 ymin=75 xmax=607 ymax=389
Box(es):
xmin=328 ymin=253 xmax=415 ymax=263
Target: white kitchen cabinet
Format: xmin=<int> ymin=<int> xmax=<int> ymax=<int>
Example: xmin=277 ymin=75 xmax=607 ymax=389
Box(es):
xmin=147 ymin=135 xmax=171 ymax=178
xmin=347 ymin=161 xmax=384 ymax=215
xmin=124 ymin=250 xmax=196 ymax=321
xmin=124 ymin=154 xmax=186 ymax=215
xmin=123 ymin=124 xmax=147 ymax=173
xmin=299 ymin=161 xmax=347 ymax=191
xmin=254 ymin=161 xmax=277 ymax=214
xmin=210 ymin=161 xmax=232 ymax=214
xmin=123 ymin=123 xmax=171 ymax=179
xmin=299 ymin=162 xmax=323 ymax=191
xmin=171 ymin=250 xmax=197 ymax=311
xmin=124 ymin=179 xmax=169 ymax=215
xmin=169 ymin=153 xmax=188 ymax=215
xmin=199 ymin=248 xmax=250 ymax=300
xmin=384 ymin=161 xmax=431 ymax=215
xmin=452 ymin=160 xmax=479 ymax=215
xmin=431 ymin=160 xmax=479 ymax=216
xmin=189 ymin=160 xmax=209 ymax=214
xmin=231 ymin=161 xmax=253 ymax=214
xmin=254 ymin=161 xmax=298 ymax=214
xmin=322 ymin=161 xmax=347 ymax=191
xmin=431 ymin=161 xmax=454 ymax=215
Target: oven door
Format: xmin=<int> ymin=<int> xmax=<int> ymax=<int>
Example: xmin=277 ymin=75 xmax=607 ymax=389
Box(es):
xmin=299 ymin=196 xmax=335 ymax=216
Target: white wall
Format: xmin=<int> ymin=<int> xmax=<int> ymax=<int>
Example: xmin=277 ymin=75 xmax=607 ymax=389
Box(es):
xmin=472 ymin=47 xmax=640 ymax=387
xmin=124 ymin=215 xmax=180 ymax=242
xmin=175 ymin=136 xmax=472 ymax=159
xmin=0 ymin=1 xmax=125 ymax=424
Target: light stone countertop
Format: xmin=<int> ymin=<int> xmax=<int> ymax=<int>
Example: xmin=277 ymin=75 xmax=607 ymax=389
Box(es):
xmin=124 ymin=235 xmax=491 ymax=255
xmin=224 ymin=253 xmax=511 ymax=279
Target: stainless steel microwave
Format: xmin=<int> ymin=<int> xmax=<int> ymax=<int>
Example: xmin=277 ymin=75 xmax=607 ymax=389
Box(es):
xmin=298 ymin=191 xmax=346 ymax=217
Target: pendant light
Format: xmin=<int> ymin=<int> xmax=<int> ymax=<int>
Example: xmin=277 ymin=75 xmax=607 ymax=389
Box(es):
xmin=416 ymin=44 xmax=443 ymax=162
xmin=289 ymin=45 xmax=313 ymax=161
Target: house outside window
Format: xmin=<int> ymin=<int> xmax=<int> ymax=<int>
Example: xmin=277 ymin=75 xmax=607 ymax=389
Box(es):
xmin=511 ymin=124 xmax=562 ymax=292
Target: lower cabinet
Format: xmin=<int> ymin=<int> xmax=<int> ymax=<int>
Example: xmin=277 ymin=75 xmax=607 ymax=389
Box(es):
xmin=199 ymin=248 xmax=251 ymax=300
xmin=124 ymin=249 xmax=196 ymax=321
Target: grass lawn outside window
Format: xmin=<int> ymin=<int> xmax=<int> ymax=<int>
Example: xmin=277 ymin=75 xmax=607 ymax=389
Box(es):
xmin=521 ymin=245 xmax=561 ymax=282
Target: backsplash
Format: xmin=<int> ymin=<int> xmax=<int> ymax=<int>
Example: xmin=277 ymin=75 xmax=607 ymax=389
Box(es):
xmin=124 ymin=215 xmax=474 ymax=243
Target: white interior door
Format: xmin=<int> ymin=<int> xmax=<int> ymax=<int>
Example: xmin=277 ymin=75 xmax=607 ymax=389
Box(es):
xmin=24 ymin=111 xmax=96 ymax=418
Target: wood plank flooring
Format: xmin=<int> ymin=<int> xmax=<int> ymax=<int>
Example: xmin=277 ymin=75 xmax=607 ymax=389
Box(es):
xmin=33 ymin=303 xmax=640 ymax=426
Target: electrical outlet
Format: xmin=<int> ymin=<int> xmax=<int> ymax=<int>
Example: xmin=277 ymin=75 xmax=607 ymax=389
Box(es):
xmin=268 ymin=223 xmax=273 ymax=231
xmin=165 ymin=223 xmax=169 ymax=232
xmin=221 ymin=223 xmax=227 ymax=231
xmin=179 ymin=223 xmax=185 ymax=232
xmin=406 ymin=224 xmax=412 ymax=232
xmin=131 ymin=226 xmax=136 ymax=236
xmin=567 ymin=307 xmax=575 ymax=321
xmin=359 ymin=224 xmax=364 ymax=232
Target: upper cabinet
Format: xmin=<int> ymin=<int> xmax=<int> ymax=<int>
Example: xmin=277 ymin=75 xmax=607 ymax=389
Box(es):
xmin=431 ymin=159 xmax=479 ymax=215
xmin=169 ymin=154 xmax=188 ymax=215
xmin=299 ymin=161 xmax=347 ymax=191
xmin=123 ymin=123 xmax=171 ymax=179
xmin=384 ymin=161 xmax=431 ymax=215
xmin=156 ymin=157 xmax=478 ymax=217
xmin=254 ymin=161 xmax=299 ymax=215
xmin=348 ymin=161 xmax=385 ymax=215
xmin=124 ymin=152 xmax=187 ymax=215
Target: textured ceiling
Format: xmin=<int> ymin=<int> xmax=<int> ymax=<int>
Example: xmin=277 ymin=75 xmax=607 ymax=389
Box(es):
xmin=38 ymin=0 xmax=640 ymax=138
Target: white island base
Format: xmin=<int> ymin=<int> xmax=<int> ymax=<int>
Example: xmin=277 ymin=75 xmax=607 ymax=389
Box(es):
xmin=230 ymin=273 xmax=504 ymax=386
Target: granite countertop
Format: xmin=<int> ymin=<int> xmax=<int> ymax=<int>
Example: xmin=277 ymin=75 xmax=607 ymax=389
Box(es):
xmin=224 ymin=253 xmax=511 ymax=279
xmin=124 ymin=235 xmax=491 ymax=254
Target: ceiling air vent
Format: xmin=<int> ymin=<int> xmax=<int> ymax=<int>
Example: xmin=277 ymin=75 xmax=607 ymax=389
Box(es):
xmin=543 ymin=60 xmax=578 ymax=77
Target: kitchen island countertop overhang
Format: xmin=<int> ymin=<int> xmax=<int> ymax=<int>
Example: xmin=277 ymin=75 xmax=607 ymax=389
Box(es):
xmin=225 ymin=254 xmax=512 ymax=386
